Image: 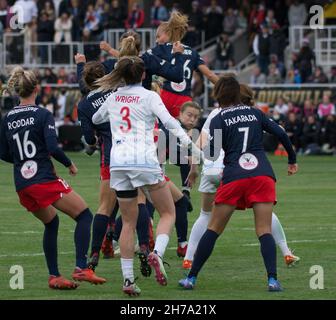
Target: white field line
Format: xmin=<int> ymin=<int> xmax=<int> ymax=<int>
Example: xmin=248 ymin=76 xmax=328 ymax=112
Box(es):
xmin=0 ymin=251 xmax=73 ymax=258
xmin=242 ymin=238 xmax=336 ymax=247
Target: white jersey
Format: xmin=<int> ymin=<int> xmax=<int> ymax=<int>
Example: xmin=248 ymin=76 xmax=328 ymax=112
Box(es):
xmin=92 ymin=84 xmax=192 ymax=171
xmin=201 ymin=108 xmax=225 ymax=172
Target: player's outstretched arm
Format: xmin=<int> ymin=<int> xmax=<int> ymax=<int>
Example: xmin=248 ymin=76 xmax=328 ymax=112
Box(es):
xmin=100 ymin=41 xmax=120 ymax=58
xmin=198 ymin=64 xmax=219 ymax=84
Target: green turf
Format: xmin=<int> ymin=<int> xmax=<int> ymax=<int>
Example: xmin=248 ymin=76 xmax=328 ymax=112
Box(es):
xmin=0 ymin=153 xmax=335 ymax=300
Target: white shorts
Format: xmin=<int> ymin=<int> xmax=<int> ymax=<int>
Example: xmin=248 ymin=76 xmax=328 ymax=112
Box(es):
xmin=110 ymin=169 xmax=165 ymax=191
xmin=198 ymin=167 xmax=223 ymax=193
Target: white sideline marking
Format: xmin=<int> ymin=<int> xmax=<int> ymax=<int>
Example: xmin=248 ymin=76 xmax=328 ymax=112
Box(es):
xmin=1 ymin=231 xmax=42 ymax=235
xmin=242 ymin=239 xmax=336 ymax=247
xmin=0 ymin=251 xmax=73 ymax=259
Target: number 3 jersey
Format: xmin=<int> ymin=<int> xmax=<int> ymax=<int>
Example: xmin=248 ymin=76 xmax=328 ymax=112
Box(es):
xmin=92 ymin=84 xmax=192 ymax=171
xmin=0 ymin=105 xmax=69 ymax=191
xmin=208 ymin=105 xmax=297 ymax=184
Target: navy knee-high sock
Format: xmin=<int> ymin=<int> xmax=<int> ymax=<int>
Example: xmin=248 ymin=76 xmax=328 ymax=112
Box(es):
xmin=188 ymin=229 xmax=219 ymax=278
xmin=180 ymin=164 xmax=190 ymax=191
xmin=175 ymin=196 xmax=189 ymax=243
xmin=74 ymin=208 xmax=93 ymax=269
xmin=259 ymin=233 xmax=277 ymax=280
xmin=110 ymin=201 xmax=119 ymax=223
xmin=43 ymin=215 xmax=60 ymax=276
xmin=146 ymin=200 xmax=155 ymax=219
xmin=113 ymin=215 xmax=122 ymax=241
xmin=136 ymin=204 xmax=150 ymax=246
xmin=90 ymin=214 xmax=109 ymax=255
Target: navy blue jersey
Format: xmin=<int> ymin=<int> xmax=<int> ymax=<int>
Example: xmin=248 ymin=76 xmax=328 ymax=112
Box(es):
xmin=77 ymin=90 xmax=113 ymax=166
xmin=77 ymin=53 xmax=183 ymax=92
xmin=208 ymin=105 xmax=296 ymax=184
xmin=150 ymin=43 xmax=205 ymax=97
xmin=0 ymin=105 xmax=72 ymax=191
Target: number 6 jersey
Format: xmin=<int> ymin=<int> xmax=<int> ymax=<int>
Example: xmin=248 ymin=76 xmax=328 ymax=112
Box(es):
xmin=0 ymin=105 xmax=72 ymax=191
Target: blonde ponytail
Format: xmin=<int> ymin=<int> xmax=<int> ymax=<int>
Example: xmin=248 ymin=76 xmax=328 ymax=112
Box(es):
xmin=7 ymin=66 xmax=38 ymax=98
xmin=164 ymin=11 xmax=189 ymax=43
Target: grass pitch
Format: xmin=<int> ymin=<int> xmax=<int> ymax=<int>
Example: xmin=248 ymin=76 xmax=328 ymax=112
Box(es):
xmin=0 ymin=153 xmax=335 ymax=300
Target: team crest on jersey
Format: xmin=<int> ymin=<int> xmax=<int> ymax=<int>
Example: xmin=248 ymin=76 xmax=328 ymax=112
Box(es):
xmin=171 ymin=80 xmax=187 ymax=92
xmin=238 ymin=153 xmax=258 ymax=170
xmin=21 ymin=160 xmax=38 ymax=179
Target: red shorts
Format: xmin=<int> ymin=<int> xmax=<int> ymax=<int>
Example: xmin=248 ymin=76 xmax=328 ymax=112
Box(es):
xmin=214 ymin=176 xmax=276 ymax=210
xmin=18 ymin=179 xmax=72 ymax=212
xmin=100 ymin=164 xmax=110 ymax=180
xmin=160 ymin=89 xmax=192 ymax=118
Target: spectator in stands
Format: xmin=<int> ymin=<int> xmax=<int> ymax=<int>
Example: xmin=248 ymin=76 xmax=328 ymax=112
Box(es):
xmin=288 ymin=0 xmax=307 ymax=28
xmin=330 ymin=66 xmax=336 ymax=83
xmin=269 ymin=54 xmax=285 ymax=78
xmin=125 ymin=2 xmax=144 ymax=29
xmin=215 ymin=32 xmax=233 ymax=70
xmin=84 ymin=3 xmax=102 ymax=39
xmin=287 ymin=100 xmax=302 ymax=116
xmin=204 ymin=0 xmax=223 ymax=39
xmin=271 ymin=109 xmax=285 ymax=126
xmin=321 ymin=115 xmax=336 ymax=154
xmin=284 ymin=112 xmax=302 ymax=150
xmin=236 ymin=9 xmax=247 ymax=36
xmin=104 ymin=0 xmax=127 ymax=29
xmin=264 ymin=9 xmax=279 ymax=32
xmin=0 ymin=0 xmax=12 ymax=31
xmin=222 ymin=8 xmax=237 ymax=36
xmin=41 ymin=68 xmax=57 ymax=84
xmin=303 ymin=99 xmax=317 ymax=118
xmin=53 ymin=0 xmax=62 ymax=17
xmin=266 ymin=63 xmax=282 ymax=84
xmin=250 ymin=65 xmax=266 ymax=84
xmin=285 ymin=67 xmax=302 ymax=84
xmin=68 ymin=0 xmax=85 ymax=42
xmin=54 ymin=12 xmax=72 ymax=43
xmin=274 ymin=0 xmax=288 ymax=27
xmin=150 ymin=0 xmax=169 ymax=28
xmin=54 ymin=12 xmax=72 ymax=64
xmin=269 ymin=28 xmax=287 ymax=63
xmin=296 ymin=39 xmax=315 ymax=83
xmin=308 ymin=66 xmax=329 ymax=84
xmin=317 ymin=94 xmax=335 ymax=120
xmin=253 ymin=23 xmax=271 ymax=75
xmin=12 ymin=0 xmax=38 ymax=25
xmin=274 ymin=96 xmax=289 ymax=116
xmin=249 ymin=2 xmax=266 ymax=32
xmin=57 ymin=67 xmax=69 ymax=84
xmin=37 ymin=12 xmax=55 ymax=64
xmin=300 ymin=115 xmax=321 ymax=153
xmin=39 ymin=92 xmax=55 ymax=114
xmin=40 ymin=1 xmax=55 ymax=21
xmin=188 ymin=1 xmax=204 ymax=45
xmin=95 ymin=0 xmax=106 ymax=16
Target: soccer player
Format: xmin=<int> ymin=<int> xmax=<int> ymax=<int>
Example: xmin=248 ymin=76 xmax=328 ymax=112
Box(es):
xmin=92 ymin=57 xmax=201 ymax=296
xmin=76 ymin=55 xmax=152 ymax=278
xmin=158 ymin=101 xmax=202 ymax=257
xmin=153 ymin=11 xmax=219 ymax=210
xmin=182 ymin=84 xmax=300 ymax=270
xmin=0 ymin=67 xmax=105 ymax=289
xmin=179 ymin=76 xmax=298 ymax=292
xmin=98 ymin=30 xmax=185 ymax=90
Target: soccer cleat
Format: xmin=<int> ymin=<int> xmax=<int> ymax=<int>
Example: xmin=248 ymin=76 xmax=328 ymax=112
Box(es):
xmin=182 ymin=259 xmax=192 ymax=270
xmin=148 ymin=251 xmax=168 ymax=286
xmin=177 ymin=244 xmax=188 ymax=258
xmin=87 ymin=252 xmax=99 ymax=271
xmin=138 ymin=245 xmax=151 ymax=277
xmin=268 ymin=277 xmax=282 ymax=292
xmin=48 ymin=275 xmax=78 ymax=290
xmin=72 ymin=267 xmax=106 ymax=285
xmin=284 ymin=254 xmax=300 ymax=267
xmin=123 ymin=278 xmax=141 ymax=296
xmin=178 ymin=276 xmax=196 ymax=290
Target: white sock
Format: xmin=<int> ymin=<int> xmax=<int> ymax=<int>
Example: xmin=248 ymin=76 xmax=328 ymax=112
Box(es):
xmin=271 ymin=212 xmax=291 ymax=256
xmin=154 ymin=234 xmax=169 ymax=258
xmin=184 ymin=210 xmax=211 ymax=261
xmin=120 ymin=258 xmax=134 ymax=282
xmin=178 ymin=241 xmax=188 ymax=248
